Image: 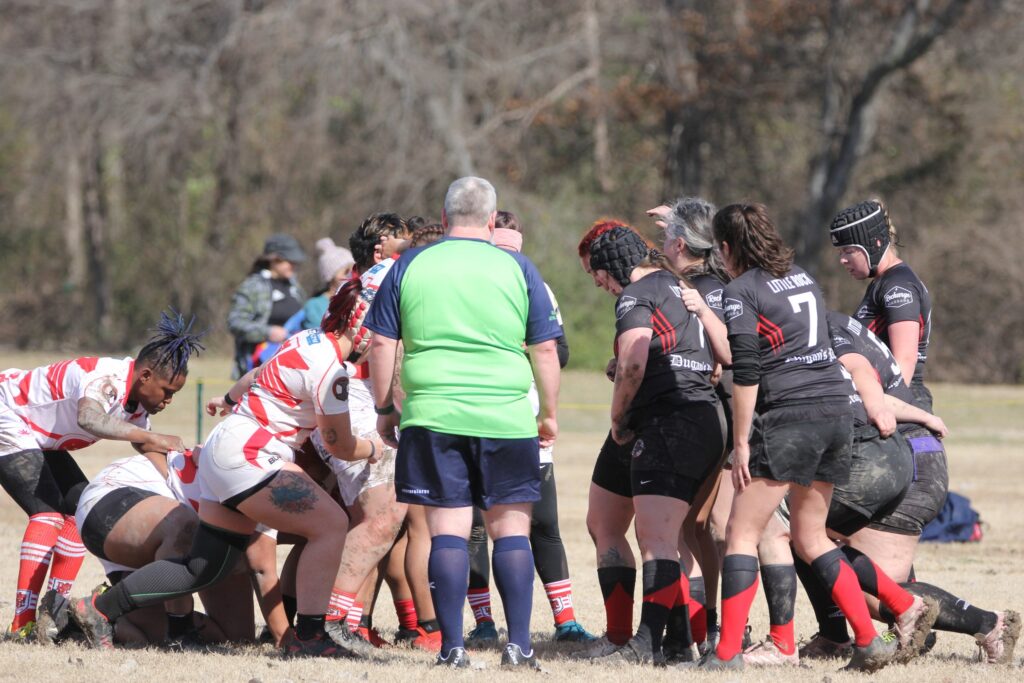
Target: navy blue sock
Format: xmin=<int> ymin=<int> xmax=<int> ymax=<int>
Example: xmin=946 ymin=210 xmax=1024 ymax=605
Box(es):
xmin=492 ymin=535 xmax=535 ymax=652
xmin=429 ymin=534 xmax=470 ymax=655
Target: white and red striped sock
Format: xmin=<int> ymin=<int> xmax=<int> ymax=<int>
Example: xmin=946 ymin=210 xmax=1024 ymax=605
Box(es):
xmin=12 ymin=513 xmax=63 ymax=631
xmin=346 ymin=601 xmax=364 ymax=630
xmin=326 ymin=589 xmax=356 ymax=622
xmin=544 ymin=578 xmax=577 ymax=626
xmin=46 ymin=516 xmax=86 ymax=596
xmin=467 ymin=587 xmax=493 ymax=624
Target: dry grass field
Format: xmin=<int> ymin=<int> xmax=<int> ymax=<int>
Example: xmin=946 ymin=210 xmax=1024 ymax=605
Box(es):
xmin=0 ymin=351 xmax=1021 ymax=681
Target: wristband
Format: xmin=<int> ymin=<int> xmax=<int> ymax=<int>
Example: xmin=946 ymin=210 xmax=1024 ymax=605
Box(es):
xmin=367 ymin=439 xmax=376 ymax=461
xmin=374 ymin=403 xmax=395 ymax=416
xmin=223 ymin=393 xmax=238 ymax=407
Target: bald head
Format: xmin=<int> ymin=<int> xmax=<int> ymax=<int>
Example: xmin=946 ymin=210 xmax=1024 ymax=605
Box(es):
xmin=443 ymin=177 xmax=497 ymax=229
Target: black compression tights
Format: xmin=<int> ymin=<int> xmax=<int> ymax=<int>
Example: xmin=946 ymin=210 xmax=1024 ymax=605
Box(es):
xmin=468 ymin=463 xmax=569 ymax=589
xmin=94 ymin=522 xmax=250 ymax=621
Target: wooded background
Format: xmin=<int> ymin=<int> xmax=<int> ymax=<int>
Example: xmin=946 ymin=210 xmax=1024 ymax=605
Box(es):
xmin=1 ymin=0 xmax=1020 ymax=381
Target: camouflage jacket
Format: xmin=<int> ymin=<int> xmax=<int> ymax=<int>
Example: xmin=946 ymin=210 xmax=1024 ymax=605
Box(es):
xmin=227 ymin=271 xmax=307 ymax=378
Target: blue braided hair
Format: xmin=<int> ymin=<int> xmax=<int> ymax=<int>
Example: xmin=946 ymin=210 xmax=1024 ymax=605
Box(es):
xmin=136 ymin=309 xmax=206 ymax=378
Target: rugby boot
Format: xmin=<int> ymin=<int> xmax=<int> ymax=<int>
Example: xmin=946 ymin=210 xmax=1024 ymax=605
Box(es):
xmin=893 ymin=595 xmax=939 ymax=662
xmin=465 ymin=619 xmax=499 ymax=648
xmin=35 ymin=590 xmax=71 ymax=645
xmin=286 ymin=630 xmax=352 ymax=658
xmin=393 ymin=626 xmax=419 ymax=646
xmin=591 ymin=635 xmax=661 ymax=665
xmin=553 ymin=620 xmax=596 ymax=642
xmin=843 ymin=634 xmax=897 ymax=672
xmin=435 ymin=646 xmax=472 ymax=669
xmin=325 ymin=618 xmax=376 ymax=658
xmin=662 ymin=639 xmax=700 ymax=664
xmin=3 ymin=621 xmax=35 ymax=643
xmin=501 ymin=643 xmax=543 ymax=671
xmin=356 ymin=624 xmax=390 ymax=648
xmin=742 ymin=636 xmax=799 ymax=666
xmin=975 ymin=610 xmax=1021 ymax=664
xmin=798 ymin=632 xmax=853 ymax=660
xmin=571 ymin=634 xmax=624 ymax=659
xmin=697 ymin=650 xmax=744 ymax=671
xmin=411 ymin=624 xmax=442 ymax=653
xmin=68 ymin=594 xmax=114 ymax=650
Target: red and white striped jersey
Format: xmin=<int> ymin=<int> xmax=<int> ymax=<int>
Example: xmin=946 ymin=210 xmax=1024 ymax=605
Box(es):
xmin=0 ymin=356 xmax=150 ymax=451
xmin=234 ymin=328 xmax=350 ymax=449
xmin=348 ymin=257 xmax=397 ymax=358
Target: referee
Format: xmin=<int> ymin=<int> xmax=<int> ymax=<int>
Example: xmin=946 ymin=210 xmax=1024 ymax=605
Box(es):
xmin=364 ymin=177 xmax=562 ymax=669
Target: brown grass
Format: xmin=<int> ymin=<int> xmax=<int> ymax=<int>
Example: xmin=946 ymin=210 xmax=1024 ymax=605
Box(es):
xmin=0 ymin=352 xmax=1020 ymax=680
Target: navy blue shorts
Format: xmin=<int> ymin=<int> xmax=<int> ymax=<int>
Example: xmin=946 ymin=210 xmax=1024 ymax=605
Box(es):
xmin=395 ymin=426 xmax=541 ymax=509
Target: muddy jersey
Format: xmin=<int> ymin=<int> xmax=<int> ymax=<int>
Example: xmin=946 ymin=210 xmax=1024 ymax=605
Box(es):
xmin=828 ymin=311 xmax=915 ymax=405
xmin=234 ymin=328 xmax=350 ymax=450
xmin=615 ymin=269 xmax=717 ymax=418
xmin=853 ymin=263 xmax=931 ymax=385
xmin=0 ymin=356 xmax=150 ymax=452
xmin=723 ymin=265 xmax=849 ymax=410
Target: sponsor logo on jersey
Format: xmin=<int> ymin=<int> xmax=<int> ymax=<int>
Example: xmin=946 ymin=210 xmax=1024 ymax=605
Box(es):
xmin=845 ymin=318 xmax=863 ymax=335
xmin=831 ymin=335 xmax=851 ymax=348
xmin=670 ymin=285 xmax=683 ymax=299
xmin=706 ymin=288 xmax=724 ymax=310
xmin=883 ymin=286 xmax=914 ymax=308
xmin=669 ymin=354 xmax=714 ymax=372
xmin=616 ymin=296 xmax=637 ymax=320
xmin=305 ymin=329 xmax=322 ymax=344
xmin=332 ymin=376 xmax=350 ymax=401
xmin=724 ymin=298 xmax=744 ymax=322
xmin=631 ymin=439 xmax=644 ymax=458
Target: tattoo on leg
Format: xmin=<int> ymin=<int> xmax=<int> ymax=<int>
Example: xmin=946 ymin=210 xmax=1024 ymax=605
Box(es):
xmin=268 ymin=473 xmax=317 ymax=514
xmin=599 ymin=546 xmax=625 ymax=568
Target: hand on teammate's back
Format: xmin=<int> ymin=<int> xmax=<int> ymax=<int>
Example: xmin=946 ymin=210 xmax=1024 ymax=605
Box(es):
xmin=869 ymin=408 xmax=897 ymax=438
xmin=141 ymin=432 xmax=185 ymax=454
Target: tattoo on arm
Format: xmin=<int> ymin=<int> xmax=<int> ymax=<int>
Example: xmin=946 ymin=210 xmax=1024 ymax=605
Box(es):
xmin=268 ymin=472 xmax=318 ymax=514
xmin=78 ymin=397 xmax=141 ymax=440
xmin=322 ymin=428 xmax=337 ymax=445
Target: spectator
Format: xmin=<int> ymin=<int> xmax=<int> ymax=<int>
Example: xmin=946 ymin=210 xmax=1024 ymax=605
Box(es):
xmin=364 ymin=177 xmax=562 ymax=670
xmin=301 ymin=238 xmax=354 ymax=330
xmin=227 ymin=234 xmax=308 ymax=378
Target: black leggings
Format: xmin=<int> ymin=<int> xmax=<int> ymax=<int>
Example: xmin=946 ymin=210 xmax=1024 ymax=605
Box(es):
xmin=0 ymin=449 xmax=87 ymax=516
xmin=95 ymin=522 xmax=249 ymax=621
xmin=468 ymin=462 xmax=569 ymax=589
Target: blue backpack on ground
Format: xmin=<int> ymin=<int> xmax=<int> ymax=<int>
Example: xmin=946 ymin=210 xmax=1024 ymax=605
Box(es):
xmin=920 ymin=491 xmax=982 ymax=543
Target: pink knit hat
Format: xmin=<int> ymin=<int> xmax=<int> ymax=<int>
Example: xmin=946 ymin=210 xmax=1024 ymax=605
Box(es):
xmin=492 ymin=228 xmax=523 ymax=253
xmin=315 ymin=238 xmax=355 ymax=284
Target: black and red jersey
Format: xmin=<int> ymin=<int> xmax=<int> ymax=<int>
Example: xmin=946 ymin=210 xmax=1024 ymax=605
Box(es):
xmin=723 ymin=265 xmax=849 ymax=409
xmin=853 ymin=262 xmax=931 ymax=385
xmin=614 ymin=269 xmax=717 ymax=417
xmin=689 ymin=273 xmax=727 ymax=323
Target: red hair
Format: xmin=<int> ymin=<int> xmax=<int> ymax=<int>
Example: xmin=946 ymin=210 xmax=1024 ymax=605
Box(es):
xmin=321 ymin=279 xmax=363 ymax=336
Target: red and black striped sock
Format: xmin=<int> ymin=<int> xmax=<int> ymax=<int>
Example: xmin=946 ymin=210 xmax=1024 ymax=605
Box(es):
xmin=716 ymin=554 xmax=759 ymax=660
xmin=840 ymin=546 xmax=914 ymax=616
xmin=688 ymin=575 xmax=708 ymax=644
xmin=636 ymin=560 xmax=680 ymax=654
xmin=761 ymin=563 xmax=797 ymax=655
xmin=597 ymin=566 xmax=636 ymax=646
xmin=811 ymin=548 xmax=876 ymax=647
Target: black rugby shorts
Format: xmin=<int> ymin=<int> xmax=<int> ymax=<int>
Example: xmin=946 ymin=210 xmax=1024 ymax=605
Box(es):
xmin=868 ymin=427 xmax=948 ymax=536
xmin=81 ymin=486 xmax=158 ymax=561
xmin=827 ymin=424 xmax=913 ymax=536
xmin=630 ymin=402 xmax=725 ymax=503
xmin=747 ymin=400 xmax=853 ymax=486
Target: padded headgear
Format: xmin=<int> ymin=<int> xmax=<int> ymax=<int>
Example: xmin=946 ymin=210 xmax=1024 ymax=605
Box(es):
xmin=589 ymin=227 xmax=651 ymax=287
xmin=829 ymin=200 xmax=890 ymax=276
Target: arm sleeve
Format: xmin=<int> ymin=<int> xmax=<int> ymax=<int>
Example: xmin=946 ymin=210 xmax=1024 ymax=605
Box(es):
xmin=729 ymin=334 xmax=762 ymax=386
xmin=555 ymin=335 xmax=569 ymax=369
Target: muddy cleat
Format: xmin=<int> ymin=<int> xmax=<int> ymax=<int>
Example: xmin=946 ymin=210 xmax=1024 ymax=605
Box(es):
xmin=324 ymin=619 xmax=376 ymax=659
xmin=698 ymin=650 xmax=744 ymax=671
xmin=798 ymin=633 xmax=853 ymax=660
xmin=35 ymin=590 xmax=71 ymax=645
xmin=286 ymin=630 xmax=354 ymax=658
xmin=68 ymin=595 xmax=114 ymax=650
xmin=843 ymin=635 xmax=897 ymax=673
xmin=893 ymin=595 xmax=939 ymax=662
xmin=592 ymin=636 xmax=657 ymax=665
xmin=663 ymin=639 xmax=700 ymax=664
xmin=742 ymin=637 xmax=799 ymax=666
xmin=393 ymin=626 xmax=420 ymax=646
xmin=356 ymin=625 xmax=390 ymax=648
xmin=435 ymin=646 xmax=472 ymax=669
xmin=501 ymin=643 xmax=543 ymax=670
xmin=3 ymin=621 xmax=35 ymax=643
xmin=553 ymin=620 xmax=596 ymax=643
xmin=572 ymin=634 xmax=625 ymax=660
xmin=975 ymin=610 xmax=1021 ymax=665
xmin=466 ymin=620 xmax=499 ymax=648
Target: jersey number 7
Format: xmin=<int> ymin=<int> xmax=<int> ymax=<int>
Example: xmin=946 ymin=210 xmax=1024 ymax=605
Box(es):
xmin=788 ymin=292 xmax=818 ymax=348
